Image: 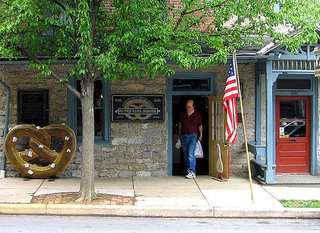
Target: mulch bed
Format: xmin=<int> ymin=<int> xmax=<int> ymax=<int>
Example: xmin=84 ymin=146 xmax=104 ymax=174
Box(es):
xmin=31 ymin=192 xmax=135 ymax=205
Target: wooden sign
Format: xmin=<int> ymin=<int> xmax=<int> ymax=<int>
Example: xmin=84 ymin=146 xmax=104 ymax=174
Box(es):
xmin=112 ymin=95 xmax=164 ymax=122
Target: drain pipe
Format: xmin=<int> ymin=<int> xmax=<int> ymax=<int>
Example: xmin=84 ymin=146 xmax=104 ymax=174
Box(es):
xmin=0 ymin=79 xmax=10 ymax=178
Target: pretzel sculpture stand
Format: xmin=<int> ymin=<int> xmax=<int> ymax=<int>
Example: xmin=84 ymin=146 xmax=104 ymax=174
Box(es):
xmin=4 ymin=124 xmax=76 ymax=178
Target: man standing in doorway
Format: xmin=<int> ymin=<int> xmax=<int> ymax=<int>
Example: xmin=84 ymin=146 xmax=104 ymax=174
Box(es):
xmin=178 ymin=99 xmax=203 ymax=179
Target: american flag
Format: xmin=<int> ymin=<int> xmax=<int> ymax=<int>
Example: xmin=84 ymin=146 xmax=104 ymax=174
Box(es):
xmin=223 ymin=57 xmax=239 ymax=144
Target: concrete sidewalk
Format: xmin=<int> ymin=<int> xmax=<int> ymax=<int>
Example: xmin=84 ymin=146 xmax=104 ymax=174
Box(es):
xmin=0 ymin=176 xmax=319 ymax=218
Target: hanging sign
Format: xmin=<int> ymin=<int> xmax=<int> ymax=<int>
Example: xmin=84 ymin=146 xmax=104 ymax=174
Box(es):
xmin=112 ymin=95 xmax=164 ymax=122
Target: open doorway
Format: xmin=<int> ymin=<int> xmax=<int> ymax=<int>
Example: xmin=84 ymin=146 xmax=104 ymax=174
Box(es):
xmin=172 ymin=96 xmax=209 ymax=175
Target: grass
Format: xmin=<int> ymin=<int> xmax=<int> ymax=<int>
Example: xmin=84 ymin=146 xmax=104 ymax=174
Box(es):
xmin=280 ymin=200 xmax=320 ymax=208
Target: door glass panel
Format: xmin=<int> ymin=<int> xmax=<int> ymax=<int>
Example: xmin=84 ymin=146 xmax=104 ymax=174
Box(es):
xmin=212 ymin=101 xmax=224 ymax=141
xmin=279 ymin=100 xmax=306 ymax=138
xmin=276 ymin=79 xmax=311 ymax=90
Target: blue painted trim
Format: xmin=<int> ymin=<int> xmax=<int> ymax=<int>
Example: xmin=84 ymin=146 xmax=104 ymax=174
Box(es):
xmin=170 ymin=72 xmax=215 ymax=96
xmin=167 ymin=80 xmax=173 ymax=176
xmin=271 ymin=54 xmax=316 ymax=61
xmin=274 ymin=71 xmax=315 ymax=75
xmin=265 ymin=60 xmax=277 ymax=183
xmin=311 ymin=77 xmax=319 ymax=175
xmin=0 ymin=80 xmax=11 ymax=172
xmin=167 ymin=72 xmax=216 ymax=176
xmin=248 ymin=142 xmax=266 ymax=158
xmin=67 ymin=79 xmax=111 ymax=143
xmin=264 ymin=49 xmax=319 ymax=183
xmin=255 ymin=63 xmax=262 ymax=145
xmin=103 ymin=81 xmax=111 ymax=142
xmin=273 ymin=73 xmax=318 ymax=176
xmin=271 ymin=44 xmax=317 ymax=59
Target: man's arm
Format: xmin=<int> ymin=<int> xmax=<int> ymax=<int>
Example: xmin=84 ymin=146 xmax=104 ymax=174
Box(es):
xmin=198 ymin=125 xmax=203 ymax=141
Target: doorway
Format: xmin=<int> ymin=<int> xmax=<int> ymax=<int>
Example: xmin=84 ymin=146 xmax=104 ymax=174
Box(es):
xmin=276 ymin=96 xmax=311 ymax=173
xmin=172 ymin=96 xmax=209 ymax=175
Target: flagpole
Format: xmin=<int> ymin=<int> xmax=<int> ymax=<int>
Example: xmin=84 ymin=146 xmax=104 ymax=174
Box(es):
xmin=233 ymin=50 xmax=254 ymax=202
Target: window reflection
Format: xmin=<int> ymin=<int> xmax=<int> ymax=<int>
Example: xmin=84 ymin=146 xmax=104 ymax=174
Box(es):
xmin=279 ymin=100 xmax=306 ymax=138
xmin=76 ymin=80 xmax=103 ymax=137
xmin=276 ymin=79 xmax=311 ymax=90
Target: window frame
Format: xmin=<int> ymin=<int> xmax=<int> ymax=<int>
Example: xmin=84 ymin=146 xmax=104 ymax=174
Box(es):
xmin=18 ymin=89 xmax=49 ymax=127
xmin=67 ymin=78 xmax=111 ymax=143
xmin=170 ymin=72 xmax=215 ymax=95
xmin=275 ymin=75 xmax=313 ymax=91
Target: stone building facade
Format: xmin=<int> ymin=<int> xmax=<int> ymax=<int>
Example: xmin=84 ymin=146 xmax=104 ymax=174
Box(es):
xmin=0 ymin=62 xmax=256 ymax=178
xmin=1 ymin=50 xmax=319 ymax=184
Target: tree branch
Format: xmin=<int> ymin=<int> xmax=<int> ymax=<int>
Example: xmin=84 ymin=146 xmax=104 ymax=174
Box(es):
xmin=50 ymin=0 xmax=67 ymax=11
xmin=174 ymin=1 xmax=228 ymax=30
xmin=16 ymin=46 xmax=81 ymax=99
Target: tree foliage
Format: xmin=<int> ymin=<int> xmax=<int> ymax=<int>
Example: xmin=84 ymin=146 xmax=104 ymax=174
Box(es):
xmin=0 ymin=0 xmax=319 ymax=200
xmin=1 ymin=0 xmax=319 ymax=81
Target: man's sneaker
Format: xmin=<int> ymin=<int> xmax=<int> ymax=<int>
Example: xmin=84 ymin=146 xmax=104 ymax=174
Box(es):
xmin=186 ymin=171 xmax=196 ymax=179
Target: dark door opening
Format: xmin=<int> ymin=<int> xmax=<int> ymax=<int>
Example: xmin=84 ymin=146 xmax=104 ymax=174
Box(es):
xmin=172 ymin=96 xmax=209 ymax=175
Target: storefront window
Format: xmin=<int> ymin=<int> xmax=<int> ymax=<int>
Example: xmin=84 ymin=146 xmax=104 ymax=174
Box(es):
xmin=76 ymin=81 xmax=103 ymax=137
xmin=68 ymin=79 xmax=110 ymax=142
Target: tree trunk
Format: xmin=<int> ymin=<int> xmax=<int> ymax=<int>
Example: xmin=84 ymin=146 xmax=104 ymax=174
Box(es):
xmin=78 ymin=79 xmax=95 ymax=201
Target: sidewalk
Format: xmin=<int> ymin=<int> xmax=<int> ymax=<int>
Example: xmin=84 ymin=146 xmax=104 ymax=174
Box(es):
xmin=0 ymin=176 xmax=319 ymax=218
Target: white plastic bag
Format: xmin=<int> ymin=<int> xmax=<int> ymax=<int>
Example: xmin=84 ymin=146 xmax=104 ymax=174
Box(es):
xmin=195 ymin=141 xmax=204 ymax=158
xmin=175 ymin=139 xmax=181 ymax=149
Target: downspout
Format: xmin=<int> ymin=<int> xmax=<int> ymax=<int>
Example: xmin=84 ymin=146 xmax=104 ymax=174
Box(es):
xmin=0 ymin=79 xmax=10 ymax=178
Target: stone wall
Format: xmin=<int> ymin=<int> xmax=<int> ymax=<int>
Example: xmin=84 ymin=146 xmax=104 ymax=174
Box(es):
xmin=0 ymin=63 xmax=256 ymax=178
xmin=0 ymin=65 xmax=69 ymax=177
xmin=213 ymin=63 xmax=256 ymax=177
xmin=0 ymin=65 xmax=69 ymax=125
xmin=61 ymin=76 xmax=168 ymax=177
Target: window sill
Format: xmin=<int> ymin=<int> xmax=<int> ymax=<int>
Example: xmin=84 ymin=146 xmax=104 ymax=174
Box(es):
xmin=76 ymin=136 xmax=111 ymax=145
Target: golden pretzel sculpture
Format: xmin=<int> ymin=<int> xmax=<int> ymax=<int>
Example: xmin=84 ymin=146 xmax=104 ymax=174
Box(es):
xmin=4 ymin=124 xmax=76 ymax=178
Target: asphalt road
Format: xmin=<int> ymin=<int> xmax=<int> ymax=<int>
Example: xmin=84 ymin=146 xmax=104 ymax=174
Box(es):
xmin=0 ymin=215 xmax=319 ymax=233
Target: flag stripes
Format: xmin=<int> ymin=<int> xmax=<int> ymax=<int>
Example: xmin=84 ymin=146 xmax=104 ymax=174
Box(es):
xmin=223 ymin=58 xmax=239 ymax=144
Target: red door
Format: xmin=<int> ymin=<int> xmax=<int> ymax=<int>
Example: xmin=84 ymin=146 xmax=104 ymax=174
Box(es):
xmin=276 ymin=96 xmax=310 ymax=173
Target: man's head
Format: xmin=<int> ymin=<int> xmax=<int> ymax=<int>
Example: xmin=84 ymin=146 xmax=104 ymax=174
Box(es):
xmin=186 ymin=100 xmax=194 ymax=114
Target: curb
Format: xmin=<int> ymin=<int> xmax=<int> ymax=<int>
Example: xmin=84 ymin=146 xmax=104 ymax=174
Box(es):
xmin=0 ymin=204 xmax=214 ymax=217
xmin=1 ymin=203 xmax=320 ymax=218
xmin=214 ymin=207 xmax=320 ymax=219
xmin=0 ymin=204 xmax=47 ymax=215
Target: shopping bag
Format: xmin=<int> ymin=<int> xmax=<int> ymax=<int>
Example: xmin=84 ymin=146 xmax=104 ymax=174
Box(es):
xmin=195 ymin=141 xmax=204 ymax=158
xmin=175 ymin=139 xmax=181 ymax=149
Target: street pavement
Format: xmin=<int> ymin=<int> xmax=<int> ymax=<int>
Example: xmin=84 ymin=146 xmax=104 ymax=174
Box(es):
xmin=0 ymin=176 xmax=319 ymax=218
